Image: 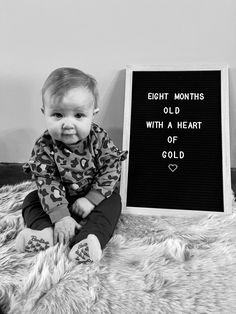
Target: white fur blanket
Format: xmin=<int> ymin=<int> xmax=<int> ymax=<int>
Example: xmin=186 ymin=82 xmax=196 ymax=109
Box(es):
xmin=0 ymin=181 xmax=236 ymax=314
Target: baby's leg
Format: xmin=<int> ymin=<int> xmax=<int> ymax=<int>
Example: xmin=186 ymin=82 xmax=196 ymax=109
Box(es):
xmin=16 ymin=190 xmax=53 ymax=253
xmin=69 ymin=189 xmax=121 ymax=263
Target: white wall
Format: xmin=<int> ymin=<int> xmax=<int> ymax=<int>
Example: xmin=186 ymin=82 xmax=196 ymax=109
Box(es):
xmin=1 ymin=0 xmax=236 ymax=165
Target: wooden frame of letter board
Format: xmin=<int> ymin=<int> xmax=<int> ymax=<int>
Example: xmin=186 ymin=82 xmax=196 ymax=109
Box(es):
xmin=120 ymin=65 xmax=232 ymax=216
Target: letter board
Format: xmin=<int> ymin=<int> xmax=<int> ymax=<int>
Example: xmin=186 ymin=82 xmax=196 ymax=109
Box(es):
xmin=121 ymin=65 xmax=232 ymax=216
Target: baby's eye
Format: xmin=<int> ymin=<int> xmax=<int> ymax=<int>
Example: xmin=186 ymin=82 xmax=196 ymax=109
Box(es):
xmin=53 ymin=113 xmax=63 ymax=118
xmin=75 ymin=113 xmax=84 ymax=119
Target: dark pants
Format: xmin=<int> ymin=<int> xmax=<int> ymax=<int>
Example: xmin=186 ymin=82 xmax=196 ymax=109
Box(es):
xmin=22 ymin=189 xmax=122 ymax=249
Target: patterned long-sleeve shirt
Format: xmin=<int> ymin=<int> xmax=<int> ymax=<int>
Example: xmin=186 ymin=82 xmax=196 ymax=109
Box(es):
xmin=23 ymin=123 xmax=127 ymax=223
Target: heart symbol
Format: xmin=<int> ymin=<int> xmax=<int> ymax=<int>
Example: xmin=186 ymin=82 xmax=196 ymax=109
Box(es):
xmin=53 ymin=189 xmax=61 ymax=199
xmin=168 ymin=164 xmax=178 ymax=172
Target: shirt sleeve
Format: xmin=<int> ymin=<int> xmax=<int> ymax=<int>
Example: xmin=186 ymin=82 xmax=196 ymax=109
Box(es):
xmin=85 ymin=128 xmax=128 ymax=205
xmin=23 ymin=137 xmax=70 ymax=223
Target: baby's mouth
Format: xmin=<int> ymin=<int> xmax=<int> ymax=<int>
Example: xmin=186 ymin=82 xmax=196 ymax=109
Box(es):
xmin=62 ymin=131 xmax=76 ymax=135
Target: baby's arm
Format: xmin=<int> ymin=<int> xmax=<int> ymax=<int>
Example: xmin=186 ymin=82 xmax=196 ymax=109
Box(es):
xmin=71 ymin=127 xmax=127 ymax=217
xmin=35 ymin=175 xmax=70 ymax=223
xmin=25 ymin=136 xmax=70 ymax=224
xmin=85 ymin=128 xmax=127 ymax=204
xmin=28 ymin=142 xmax=83 ymax=243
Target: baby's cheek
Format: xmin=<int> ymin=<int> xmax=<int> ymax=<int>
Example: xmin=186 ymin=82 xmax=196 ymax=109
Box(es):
xmin=78 ymin=124 xmax=92 ymax=139
xmin=48 ymin=127 xmax=60 ymax=140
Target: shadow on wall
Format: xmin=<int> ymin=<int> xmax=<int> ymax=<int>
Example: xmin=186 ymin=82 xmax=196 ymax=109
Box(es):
xmin=97 ymin=69 xmax=126 ymax=149
xmin=0 ymin=128 xmax=37 ymax=162
xmin=0 ymin=76 xmax=41 ymax=162
xmin=0 ymin=77 xmax=38 ymax=127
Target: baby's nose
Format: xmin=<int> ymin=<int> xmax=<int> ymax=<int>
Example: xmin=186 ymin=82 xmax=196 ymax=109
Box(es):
xmin=62 ymin=119 xmax=74 ymax=129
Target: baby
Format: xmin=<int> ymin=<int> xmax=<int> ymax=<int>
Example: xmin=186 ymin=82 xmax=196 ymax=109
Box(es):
xmin=16 ymin=67 xmax=127 ymax=263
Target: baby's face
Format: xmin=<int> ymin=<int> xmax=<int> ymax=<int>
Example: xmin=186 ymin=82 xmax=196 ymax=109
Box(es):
xmin=42 ymin=87 xmax=95 ymax=146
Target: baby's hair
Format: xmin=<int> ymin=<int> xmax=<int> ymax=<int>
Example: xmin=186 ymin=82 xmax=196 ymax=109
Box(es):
xmin=42 ymin=67 xmax=99 ymax=108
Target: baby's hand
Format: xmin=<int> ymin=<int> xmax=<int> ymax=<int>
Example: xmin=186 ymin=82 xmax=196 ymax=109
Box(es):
xmin=54 ymin=216 xmax=81 ymax=245
xmin=72 ymin=197 xmax=95 ymax=218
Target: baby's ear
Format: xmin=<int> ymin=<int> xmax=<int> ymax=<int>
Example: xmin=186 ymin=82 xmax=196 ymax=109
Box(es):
xmin=41 ymin=107 xmax=45 ymax=114
xmin=93 ymin=108 xmax=99 ymax=115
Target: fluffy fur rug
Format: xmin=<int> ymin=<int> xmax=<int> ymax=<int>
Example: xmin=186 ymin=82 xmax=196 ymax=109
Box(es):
xmin=0 ymin=181 xmax=236 ymax=314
